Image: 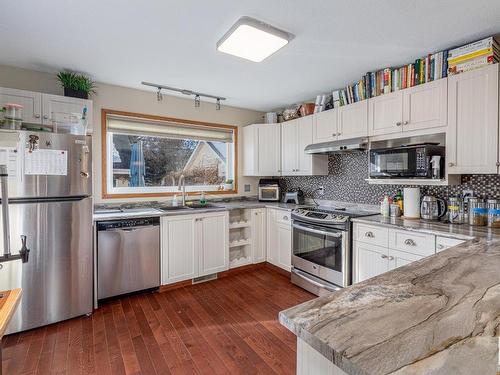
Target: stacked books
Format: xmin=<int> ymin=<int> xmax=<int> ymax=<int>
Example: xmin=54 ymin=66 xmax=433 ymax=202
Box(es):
xmin=447 ymin=37 xmax=499 ymax=75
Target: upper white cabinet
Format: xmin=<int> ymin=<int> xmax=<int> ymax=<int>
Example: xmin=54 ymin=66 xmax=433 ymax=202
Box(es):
xmin=0 ymin=87 xmax=93 ymax=133
xmin=0 ymin=87 xmax=42 ymax=124
xmin=368 ymin=90 xmax=404 ymax=136
xmin=242 ymin=123 xmax=281 ymax=176
xmin=337 ymin=100 xmax=368 ymax=140
xmin=312 ymin=108 xmax=338 ymax=143
xmin=446 ymin=64 xmax=499 ymax=174
xmin=368 ymin=78 xmax=447 ymax=137
xmin=281 ymin=117 xmax=328 ymax=176
xmin=403 ymin=79 xmax=447 ymax=132
xmin=42 ymin=94 xmax=93 ymax=132
xmin=161 ymin=211 xmax=229 ymax=284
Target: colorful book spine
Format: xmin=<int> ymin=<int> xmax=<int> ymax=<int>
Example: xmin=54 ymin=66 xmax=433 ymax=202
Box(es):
xmin=442 ymin=50 xmax=448 ymax=78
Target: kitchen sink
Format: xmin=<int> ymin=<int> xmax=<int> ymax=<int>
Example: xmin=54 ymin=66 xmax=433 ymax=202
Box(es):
xmin=158 ymin=205 xmax=192 ymax=211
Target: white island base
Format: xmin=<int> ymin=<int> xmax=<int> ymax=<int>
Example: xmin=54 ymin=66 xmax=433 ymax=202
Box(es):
xmin=297 ymin=338 xmax=348 ymax=375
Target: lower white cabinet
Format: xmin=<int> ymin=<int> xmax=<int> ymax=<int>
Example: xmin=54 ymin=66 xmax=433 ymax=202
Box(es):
xmin=435 ymin=236 xmax=466 ymax=252
xmin=251 ymin=208 xmax=267 ymax=263
xmin=353 ymin=242 xmax=389 ymax=283
xmin=266 ymin=208 xmax=292 ymax=271
xmin=161 ymin=211 xmax=229 ymax=284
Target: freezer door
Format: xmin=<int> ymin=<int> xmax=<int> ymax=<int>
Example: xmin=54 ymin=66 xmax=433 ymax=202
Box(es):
xmin=0 ymin=130 xmax=92 ymax=199
xmin=0 ymin=197 xmax=93 ymax=333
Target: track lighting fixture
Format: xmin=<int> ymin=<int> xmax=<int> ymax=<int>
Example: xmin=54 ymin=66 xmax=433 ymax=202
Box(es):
xmin=142 ymin=81 xmax=225 ymax=110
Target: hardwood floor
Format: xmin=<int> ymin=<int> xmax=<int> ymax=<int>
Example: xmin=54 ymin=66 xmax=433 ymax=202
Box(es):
xmin=2 ymin=266 xmax=314 ymax=375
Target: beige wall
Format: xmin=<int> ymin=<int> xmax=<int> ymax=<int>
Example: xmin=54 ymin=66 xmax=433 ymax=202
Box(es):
xmin=0 ymin=64 xmax=263 ymax=203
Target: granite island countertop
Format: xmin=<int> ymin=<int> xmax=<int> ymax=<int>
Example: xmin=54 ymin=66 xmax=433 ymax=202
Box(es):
xmin=279 ymin=234 xmax=500 ymax=375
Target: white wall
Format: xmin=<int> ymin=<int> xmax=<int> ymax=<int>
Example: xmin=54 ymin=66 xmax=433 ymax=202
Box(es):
xmin=0 ymin=64 xmax=263 ymax=203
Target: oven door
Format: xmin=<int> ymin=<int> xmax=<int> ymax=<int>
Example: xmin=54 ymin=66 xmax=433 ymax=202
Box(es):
xmin=291 ymin=221 xmax=349 ymax=287
xmin=370 ymin=148 xmax=417 ymax=178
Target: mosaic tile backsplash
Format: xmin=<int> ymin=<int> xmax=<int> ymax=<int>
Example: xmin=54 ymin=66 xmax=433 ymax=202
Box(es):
xmin=280 ymin=151 xmax=500 ymax=205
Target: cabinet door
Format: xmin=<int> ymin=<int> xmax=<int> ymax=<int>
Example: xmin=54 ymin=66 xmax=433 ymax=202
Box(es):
xmin=198 ymin=212 xmax=229 ymax=277
xmin=277 ymin=223 xmax=292 ymax=272
xmin=257 ymin=123 xmax=281 ymax=176
xmin=281 ymin=120 xmax=298 ymax=175
xmin=388 ymin=249 xmax=423 ymax=271
xmin=368 ymin=91 xmax=404 ymax=136
xmin=0 ymin=87 xmax=42 ymax=124
xmin=297 ymin=116 xmax=315 ymax=174
xmin=353 ymin=241 xmax=388 ymax=283
xmin=337 ymin=100 xmax=368 ymax=140
xmin=403 ymin=79 xmax=447 ymax=132
xmin=313 ymin=109 xmax=338 ymax=143
xmin=42 ymin=94 xmax=93 ymax=132
xmin=251 ymin=209 xmax=267 ymax=263
xmin=447 ymin=64 xmax=499 ymax=174
xmin=435 ymin=236 xmax=465 ymax=253
xmin=266 ymin=209 xmax=279 ymax=266
xmin=243 ymin=125 xmax=258 ymax=176
xmin=161 ymin=216 xmax=197 ymax=284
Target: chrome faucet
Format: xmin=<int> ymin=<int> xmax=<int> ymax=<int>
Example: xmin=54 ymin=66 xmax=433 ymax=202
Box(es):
xmin=178 ymin=174 xmax=186 ymax=206
xmin=0 ymin=164 xmax=29 ymax=263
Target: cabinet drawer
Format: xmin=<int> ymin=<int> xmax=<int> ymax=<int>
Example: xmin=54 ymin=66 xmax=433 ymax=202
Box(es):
xmin=354 ymin=223 xmax=389 ymax=247
xmin=435 ymin=236 xmax=466 ymax=253
xmin=276 ymin=210 xmax=292 ymax=226
xmin=389 ymin=229 xmax=435 ymax=257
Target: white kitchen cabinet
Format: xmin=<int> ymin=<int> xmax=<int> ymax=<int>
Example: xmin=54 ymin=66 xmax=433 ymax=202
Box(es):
xmin=353 ymin=241 xmax=389 ymax=283
xmin=266 ymin=208 xmax=292 ymax=271
xmin=42 ymin=94 xmax=93 ymax=132
xmin=243 ymin=123 xmax=281 ymax=176
xmin=161 ymin=211 xmax=229 ymax=284
xmin=198 ymin=212 xmax=229 ymax=277
xmin=251 ymin=208 xmax=266 ymax=263
xmin=368 ymin=90 xmax=404 ymax=136
xmin=281 ymin=116 xmax=328 ymax=176
xmin=312 ymin=108 xmax=338 ymax=143
xmin=337 ymin=100 xmax=368 ymax=140
xmin=446 ymin=64 xmax=499 ymax=174
xmin=0 ymin=87 xmax=42 ymax=124
xmin=402 ymin=78 xmax=447 ymax=132
xmin=388 ymin=248 xmax=423 ymax=270
xmin=435 ymin=236 xmax=466 ymax=252
xmin=161 ymin=215 xmax=197 ymax=284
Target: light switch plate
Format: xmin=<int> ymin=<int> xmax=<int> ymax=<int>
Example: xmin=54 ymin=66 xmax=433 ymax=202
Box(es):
xmin=244 ymin=184 xmax=251 ymax=192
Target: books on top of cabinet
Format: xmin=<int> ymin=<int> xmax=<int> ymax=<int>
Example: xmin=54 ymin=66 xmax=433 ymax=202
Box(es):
xmin=329 ymin=36 xmax=499 ymax=108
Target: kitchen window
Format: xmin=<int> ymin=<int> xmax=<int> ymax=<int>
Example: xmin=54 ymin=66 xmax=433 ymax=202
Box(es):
xmin=102 ymin=109 xmax=237 ymax=198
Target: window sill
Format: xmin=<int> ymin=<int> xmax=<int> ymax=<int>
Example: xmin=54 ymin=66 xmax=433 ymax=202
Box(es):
xmin=102 ymin=189 xmax=238 ymax=199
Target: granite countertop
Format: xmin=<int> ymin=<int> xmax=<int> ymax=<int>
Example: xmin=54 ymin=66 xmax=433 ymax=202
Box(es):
xmin=280 ymin=226 xmax=500 ymax=374
xmin=93 ymin=200 xmax=299 ymax=221
xmin=351 ymin=214 xmax=500 ymax=240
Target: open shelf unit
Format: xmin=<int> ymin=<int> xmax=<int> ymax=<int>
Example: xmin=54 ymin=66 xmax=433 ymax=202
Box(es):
xmin=228 ymin=209 xmax=253 ymax=269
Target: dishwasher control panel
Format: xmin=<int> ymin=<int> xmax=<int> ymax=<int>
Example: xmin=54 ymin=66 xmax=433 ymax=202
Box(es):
xmin=97 ymin=217 xmax=160 ymax=230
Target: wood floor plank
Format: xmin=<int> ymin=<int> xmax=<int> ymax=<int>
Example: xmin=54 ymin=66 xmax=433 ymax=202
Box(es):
xmin=2 ymin=267 xmax=315 ymax=375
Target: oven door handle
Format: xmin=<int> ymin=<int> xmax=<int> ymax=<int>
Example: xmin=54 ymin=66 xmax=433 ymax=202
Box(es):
xmin=292 ymin=223 xmax=343 ymax=237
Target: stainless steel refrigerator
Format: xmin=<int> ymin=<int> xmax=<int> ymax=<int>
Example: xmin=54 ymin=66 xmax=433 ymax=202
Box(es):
xmin=0 ymin=129 xmax=93 ymax=333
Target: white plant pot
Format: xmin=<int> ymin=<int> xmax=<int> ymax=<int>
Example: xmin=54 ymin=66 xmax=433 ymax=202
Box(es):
xmin=223 ymin=183 xmax=233 ymax=191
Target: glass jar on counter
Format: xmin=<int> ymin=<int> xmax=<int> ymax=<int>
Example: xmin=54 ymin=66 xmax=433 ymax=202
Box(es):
xmin=487 ymin=199 xmax=500 ymax=228
xmin=447 ymin=196 xmax=464 ymax=224
xmin=468 ymin=197 xmax=487 ymax=226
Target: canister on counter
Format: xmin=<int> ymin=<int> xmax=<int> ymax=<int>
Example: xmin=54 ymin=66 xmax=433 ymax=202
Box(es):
xmin=487 ymin=198 xmax=500 ymax=227
xmin=447 ymin=196 xmax=464 ymax=224
xmin=468 ymin=197 xmax=487 ymax=226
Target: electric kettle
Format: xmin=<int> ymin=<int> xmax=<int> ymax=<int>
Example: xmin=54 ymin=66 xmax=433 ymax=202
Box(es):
xmin=420 ymin=196 xmax=447 ymax=220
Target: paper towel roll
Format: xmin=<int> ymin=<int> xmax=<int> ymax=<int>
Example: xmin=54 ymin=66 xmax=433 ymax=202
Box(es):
xmin=404 ymin=187 xmax=420 ymax=218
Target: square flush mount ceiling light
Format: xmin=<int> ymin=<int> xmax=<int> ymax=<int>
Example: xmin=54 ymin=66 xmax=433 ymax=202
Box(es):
xmin=216 ymin=16 xmax=293 ymax=62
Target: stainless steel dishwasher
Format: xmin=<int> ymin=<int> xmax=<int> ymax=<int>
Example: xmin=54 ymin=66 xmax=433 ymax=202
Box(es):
xmin=97 ymin=217 xmax=160 ymax=299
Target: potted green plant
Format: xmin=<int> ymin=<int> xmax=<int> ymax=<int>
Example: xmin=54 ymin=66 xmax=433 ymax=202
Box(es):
xmin=56 ymin=70 xmax=96 ymax=99
xmin=223 ymin=179 xmax=234 ymax=191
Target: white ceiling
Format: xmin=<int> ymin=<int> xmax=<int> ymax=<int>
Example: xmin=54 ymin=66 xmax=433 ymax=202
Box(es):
xmin=1 ymin=0 xmax=500 ymax=111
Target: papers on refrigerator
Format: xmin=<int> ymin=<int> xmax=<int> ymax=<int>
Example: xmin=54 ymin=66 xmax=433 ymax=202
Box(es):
xmin=0 ymin=147 xmax=18 ymax=178
xmin=25 ymin=149 xmax=68 ymax=176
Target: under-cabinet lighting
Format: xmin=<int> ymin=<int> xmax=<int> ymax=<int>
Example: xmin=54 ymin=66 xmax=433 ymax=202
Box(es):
xmin=217 ymin=17 xmax=293 ymax=62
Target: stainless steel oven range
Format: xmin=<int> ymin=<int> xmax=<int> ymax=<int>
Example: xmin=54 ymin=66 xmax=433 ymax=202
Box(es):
xmin=291 ymin=206 xmax=377 ymax=296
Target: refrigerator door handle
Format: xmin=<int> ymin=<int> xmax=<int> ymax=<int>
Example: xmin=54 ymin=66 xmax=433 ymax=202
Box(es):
xmin=80 ymin=145 xmax=90 ymax=179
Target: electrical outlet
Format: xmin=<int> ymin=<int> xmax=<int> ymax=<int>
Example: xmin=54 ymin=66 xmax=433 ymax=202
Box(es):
xmin=318 ymin=186 xmax=325 ymax=196
xmin=463 ymin=189 xmax=474 ymax=200
xmin=244 ymin=184 xmax=251 ymax=192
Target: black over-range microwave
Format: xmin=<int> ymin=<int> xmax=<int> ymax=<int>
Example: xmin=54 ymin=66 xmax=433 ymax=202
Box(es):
xmin=369 ymin=144 xmax=445 ymax=179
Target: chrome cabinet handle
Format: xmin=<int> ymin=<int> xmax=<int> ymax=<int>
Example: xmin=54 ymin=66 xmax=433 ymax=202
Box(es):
xmin=381 ymin=254 xmax=388 ymax=259
xmin=396 ymin=122 xmax=402 ymax=126
xmin=283 ymin=216 xmax=289 ymax=221
xmin=337 ymin=132 xmax=341 ymax=136
xmin=437 ymin=244 xmax=445 ymax=250
xmin=364 ymin=231 xmax=374 ymax=238
xmin=387 ymin=256 xmax=394 ymax=260
xmin=404 ymin=239 xmax=416 ymax=246
xmin=448 ymin=162 xmax=455 ymax=167
xmin=43 ymin=115 xmax=49 ymax=120
xmin=403 ymin=121 xmax=409 ymax=125
xmin=34 ymin=114 xmax=40 ymax=119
